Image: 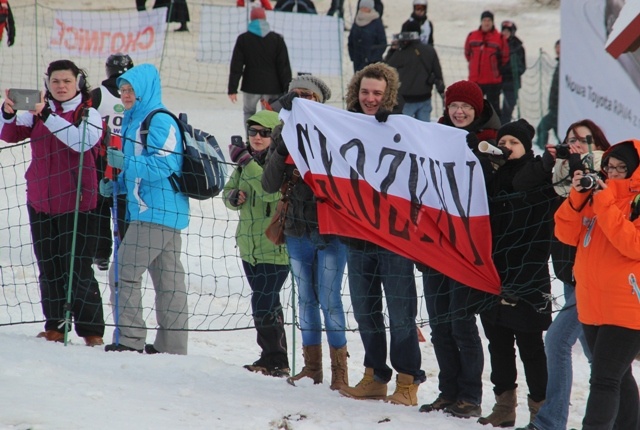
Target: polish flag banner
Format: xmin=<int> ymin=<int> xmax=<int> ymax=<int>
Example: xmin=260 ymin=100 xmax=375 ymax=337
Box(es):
xmin=279 ymin=99 xmax=501 ymax=294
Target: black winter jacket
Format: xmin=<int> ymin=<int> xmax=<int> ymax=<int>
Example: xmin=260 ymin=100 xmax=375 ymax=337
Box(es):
xmin=482 ymin=152 xmax=555 ymax=332
xmin=261 ymin=124 xmax=320 ymax=238
xmin=385 ymin=40 xmax=444 ymax=102
xmin=228 ymin=31 xmax=292 ymax=96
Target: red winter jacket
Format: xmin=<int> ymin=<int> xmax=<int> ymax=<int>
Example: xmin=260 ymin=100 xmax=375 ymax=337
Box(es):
xmin=0 ymin=94 xmax=103 ymax=215
xmin=464 ymin=27 xmax=509 ymax=85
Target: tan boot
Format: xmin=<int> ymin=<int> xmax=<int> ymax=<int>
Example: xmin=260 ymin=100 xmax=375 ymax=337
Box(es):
xmin=329 ymin=345 xmax=349 ymax=391
xmin=286 ymin=344 xmax=323 ymax=385
xmin=339 ymin=367 xmax=387 ymax=400
xmin=478 ymin=389 xmax=517 ymax=427
xmin=385 ymin=373 xmax=420 ymax=406
xmin=527 ymin=396 xmax=545 ymax=423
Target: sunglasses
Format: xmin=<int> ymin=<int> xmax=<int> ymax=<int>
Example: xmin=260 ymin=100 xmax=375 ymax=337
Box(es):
xmin=247 ymin=127 xmax=272 ymax=138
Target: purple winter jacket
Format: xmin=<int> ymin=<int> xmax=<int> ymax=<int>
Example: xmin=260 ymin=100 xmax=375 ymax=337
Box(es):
xmin=1 ymin=94 xmax=103 ymax=214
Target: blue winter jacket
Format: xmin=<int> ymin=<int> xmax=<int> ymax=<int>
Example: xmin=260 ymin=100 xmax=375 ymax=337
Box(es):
xmin=115 ymin=64 xmax=189 ymax=230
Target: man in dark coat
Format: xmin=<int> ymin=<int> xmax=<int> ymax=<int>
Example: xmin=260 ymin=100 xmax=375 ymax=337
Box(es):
xmin=385 ymin=30 xmax=444 ymax=122
xmin=400 ymin=0 xmax=433 ymax=45
xmin=348 ymin=0 xmax=386 ymax=73
xmin=499 ymin=20 xmax=526 ymax=124
xmin=228 ymin=7 xmax=292 ymax=131
xmin=536 ymin=40 xmax=560 ymax=149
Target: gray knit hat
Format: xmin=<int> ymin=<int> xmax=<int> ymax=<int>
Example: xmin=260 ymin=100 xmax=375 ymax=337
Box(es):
xmin=288 ymin=75 xmax=331 ymax=104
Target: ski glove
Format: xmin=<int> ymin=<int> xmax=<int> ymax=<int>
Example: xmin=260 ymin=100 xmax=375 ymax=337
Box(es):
xmin=228 ymin=144 xmax=252 ymax=167
xmin=99 ymin=178 xmax=114 ymax=197
xmin=374 ymin=109 xmax=391 ymax=123
xmin=277 ymin=92 xmax=299 ymax=111
xmin=275 ymin=137 xmax=289 ymax=156
xmin=227 ymin=189 xmax=243 ymax=207
xmin=107 ymin=148 xmax=125 ymax=170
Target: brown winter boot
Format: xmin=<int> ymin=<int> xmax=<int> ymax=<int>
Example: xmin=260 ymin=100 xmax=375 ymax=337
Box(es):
xmin=478 ymin=389 xmax=517 ymax=427
xmin=527 ymin=396 xmax=545 ymax=423
xmin=286 ymin=344 xmax=323 ymax=386
xmin=339 ymin=367 xmax=388 ymax=400
xmin=385 ymin=373 xmax=420 ymax=406
xmin=329 ymin=345 xmax=349 ymax=391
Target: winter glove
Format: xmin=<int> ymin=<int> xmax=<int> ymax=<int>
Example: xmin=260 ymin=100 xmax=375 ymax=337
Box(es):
xmin=38 ymin=103 xmax=52 ymax=121
xmin=107 ymin=148 xmax=125 ymax=170
xmin=227 ymin=189 xmax=243 ymax=207
xmin=228 ymin=143 xmax=252 ymax=167
xmin=7 ymin=34 xmax=14 ymax=47
xmin=2 ymin=103 xmax=15 ymax=120
xmin=277 ymin=91 xmax=299 ymax=111
xmin=374 ymin=109 xmax=391 ymax=123
xmin=466 ymin=133 xmax=480 ymax=151
xmin=275 ymin=137 xmax=289 ymax=156
xmin=541 ymin=150 xmax=555 ymax=172
xmin=99 ymin=178 xmax=114 ymax=197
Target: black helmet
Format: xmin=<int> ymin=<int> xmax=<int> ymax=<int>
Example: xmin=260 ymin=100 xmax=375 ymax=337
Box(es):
xmin=105 ymin=53 xmax=134 ymax=78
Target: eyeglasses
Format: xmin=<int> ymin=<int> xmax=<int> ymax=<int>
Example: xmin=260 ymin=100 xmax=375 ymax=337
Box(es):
xmin=603 ymin=164 xmax=628 ymax=173
xmin=448 ymin=103 xmax=474 ymax=112
xmin=247 ymin=127 xmax=272 ymax=138
xmin=119 ymin=87 xmax=135 ymax=95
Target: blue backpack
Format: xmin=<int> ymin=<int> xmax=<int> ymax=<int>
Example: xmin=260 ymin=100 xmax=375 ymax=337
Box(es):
xmin=140 ymin=109 xmax=227 ymax=200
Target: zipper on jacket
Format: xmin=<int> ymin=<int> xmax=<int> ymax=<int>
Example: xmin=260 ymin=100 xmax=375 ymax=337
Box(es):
xmin=629 ymin=273 xmax=640 ymax=304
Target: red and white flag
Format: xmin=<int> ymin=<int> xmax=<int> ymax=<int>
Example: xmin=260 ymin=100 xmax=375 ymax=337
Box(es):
xmin=279 ymin=100 xmax=501 ymax=294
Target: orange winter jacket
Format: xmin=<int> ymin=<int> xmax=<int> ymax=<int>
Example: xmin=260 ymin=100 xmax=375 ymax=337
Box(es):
xmin=555 ymin=140 xmax=640 ymax=330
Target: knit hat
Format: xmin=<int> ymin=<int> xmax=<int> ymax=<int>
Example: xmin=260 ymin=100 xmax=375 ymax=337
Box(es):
xmin=497 ymin=119 xmax=535 ymax=152
xmin=247 ymin=110 xmax=280 ymax=130
xmin=481 ymin=10 xmax=494 ymax=21
xmin=444 ymin=80 xmax=484 ymax=116
xmin=250 ymin=7 xmax=266 ymax=21
xmin=359 ymin=0 xmax=375 ymax=10
xmin=603 ymin=141 xmax=640 ymax=177
xmin=288 ymin=74 xmax=332 ymax=104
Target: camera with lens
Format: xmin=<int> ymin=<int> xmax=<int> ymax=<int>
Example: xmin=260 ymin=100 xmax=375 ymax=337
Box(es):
xmin=555 ymin=143 xmax=571 ymax=159
xmin=579 ymin=172 xmax=601 ymax=191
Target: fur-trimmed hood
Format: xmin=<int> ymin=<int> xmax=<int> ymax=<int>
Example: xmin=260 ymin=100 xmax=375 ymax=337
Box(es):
xmin=345 ymin=62 xmax=399 ymax=113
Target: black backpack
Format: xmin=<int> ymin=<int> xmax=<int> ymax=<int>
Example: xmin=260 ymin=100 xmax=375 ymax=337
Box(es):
xmin=140 ymin=109 xmax=227 ymax=200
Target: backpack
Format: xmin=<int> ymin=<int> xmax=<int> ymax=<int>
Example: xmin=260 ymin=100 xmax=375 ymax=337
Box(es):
xmin=140 ymin=108 xmax=227 ymax=200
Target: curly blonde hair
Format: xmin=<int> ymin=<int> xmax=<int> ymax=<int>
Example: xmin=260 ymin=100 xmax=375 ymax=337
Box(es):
xmin=346 ymin=62 xmax=400 ymax=113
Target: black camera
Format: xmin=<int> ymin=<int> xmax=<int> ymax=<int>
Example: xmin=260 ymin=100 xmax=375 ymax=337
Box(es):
xmin=230 ymin=135 xmax=245 ymax=148
xmin=555 ymin=143 xmax=571 ymax=159
xmin=579 ymin=172 xmax=601 ymax=191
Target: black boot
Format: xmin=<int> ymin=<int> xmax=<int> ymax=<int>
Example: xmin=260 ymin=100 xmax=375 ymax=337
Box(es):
xmin=245 ymin=308 xmax=289 ymax=377
xmin=174 ymin=22 xmax=188 ymax=32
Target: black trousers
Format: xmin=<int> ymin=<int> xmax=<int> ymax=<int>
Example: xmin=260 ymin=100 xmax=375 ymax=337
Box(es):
xmin=481 ymin=315 xmax=547 ymax=401
xmin=479 ymin=83 xmax=502 ymax=120
xmin=28 ymin=205 xmax=105 ymax=337
xmin=582 ymin=324 xmax=640 ymax=430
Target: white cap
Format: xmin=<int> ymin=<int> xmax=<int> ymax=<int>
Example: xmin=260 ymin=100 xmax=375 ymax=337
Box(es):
xmin=413 ymin=0 xmax=427 ymax=5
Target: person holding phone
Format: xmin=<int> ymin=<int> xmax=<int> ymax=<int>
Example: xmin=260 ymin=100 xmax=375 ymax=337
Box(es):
xmin=0 ymin=59 xmax=105 ymax=346
xmin=223 ymin=110 xmax=291 ymax=377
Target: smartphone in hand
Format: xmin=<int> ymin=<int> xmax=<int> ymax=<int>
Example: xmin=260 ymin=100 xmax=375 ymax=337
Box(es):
xmin=8 ymin=89 xmax=41 ymax=111
xmin=230 ymin=135 xmax=245 ymax=148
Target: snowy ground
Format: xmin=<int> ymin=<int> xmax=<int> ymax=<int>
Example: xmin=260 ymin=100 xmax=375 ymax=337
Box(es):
xmin=3 ymin=1 xmax=632 ymax=430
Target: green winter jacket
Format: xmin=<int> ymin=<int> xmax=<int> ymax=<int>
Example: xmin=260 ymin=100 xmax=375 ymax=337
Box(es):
xmin=223 ymin=156 xmax=289 ymax=266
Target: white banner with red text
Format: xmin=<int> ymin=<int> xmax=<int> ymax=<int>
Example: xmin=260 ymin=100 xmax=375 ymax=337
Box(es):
xmin=279 ymin=100 xmax=501 ymax=294
xmin=49 ymin=9 xmax=167 ymax=59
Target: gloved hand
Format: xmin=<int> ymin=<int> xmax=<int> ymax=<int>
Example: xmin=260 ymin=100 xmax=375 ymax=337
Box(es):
xmin=99 ymin=178 xmax=114 ymax=197
xmin=38 ymin=103 xmax=52 ymax=121
xmin=277 ymin=91 xmax=299 ymax=111
xmin=541 ymin=150 xmax=555 ymax=172
xmin=7 ymin=35 xmax=14 ymax=47
xmin=228 ymin=143 xmax=252 ymax=167
xmin=227 ymin=189 xmax=244 ymax=207
xmin=466 ymin=133 xmax=480 ymax=151
xmin=275 ymin=137 xmax=289 ymax=156
xmin=107 ymin=148 xmax=125 ymax=170
xmin=374 ymin=109 xmax=391 ymax=123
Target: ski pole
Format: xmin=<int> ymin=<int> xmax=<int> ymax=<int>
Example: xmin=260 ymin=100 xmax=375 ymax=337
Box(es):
xmin=108 ymin=135 xmax=122 ymax=345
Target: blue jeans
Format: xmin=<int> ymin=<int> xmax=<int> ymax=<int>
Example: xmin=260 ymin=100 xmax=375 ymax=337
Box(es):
xmin=285 ymin=233 xmax=347 ymax=348
xmin=402 ymin=99 xmax=432 ymax=122
xmin=422 ymin=268 xmax=484 ymax=405
xmin=347 ymin=243 xmax=425 ymax=383
xmin=582 ymin=324 xmax=640 ymax=430
xmin=533 ymin=284 xmax=592 ymax=430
